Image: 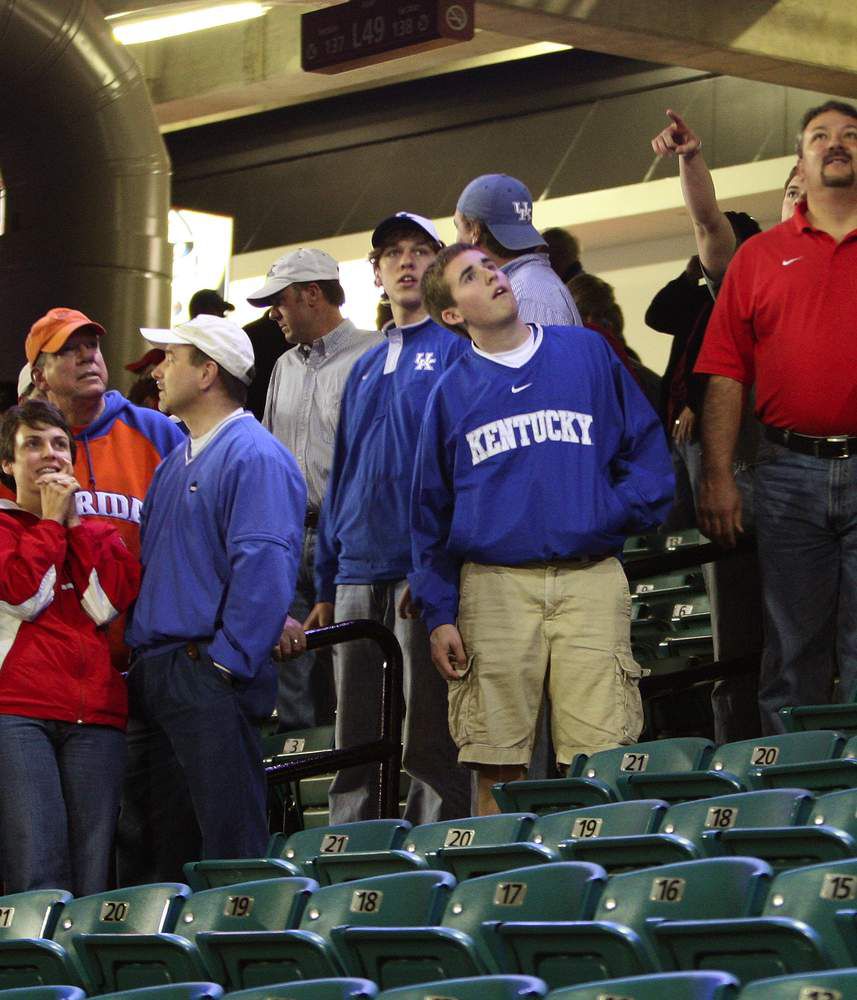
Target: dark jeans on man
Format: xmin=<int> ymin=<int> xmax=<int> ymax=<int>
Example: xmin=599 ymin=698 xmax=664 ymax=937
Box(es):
xmin=116 ymin=644 xmax=268 ymax=886
xmin=0 ymin=715 xmax=126 ymax=896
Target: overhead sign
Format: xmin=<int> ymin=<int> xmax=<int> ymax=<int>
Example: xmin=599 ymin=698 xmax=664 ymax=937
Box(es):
xmin=302 ymin=0 xmax=474 ymax=74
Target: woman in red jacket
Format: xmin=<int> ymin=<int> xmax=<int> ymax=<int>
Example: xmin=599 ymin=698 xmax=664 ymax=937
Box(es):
xmin=0 ymin=400 xmax=140 ymax=895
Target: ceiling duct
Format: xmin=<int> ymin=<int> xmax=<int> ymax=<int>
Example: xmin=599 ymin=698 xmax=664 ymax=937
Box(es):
xmin=0 ymin=0 xmax=171 ymax=385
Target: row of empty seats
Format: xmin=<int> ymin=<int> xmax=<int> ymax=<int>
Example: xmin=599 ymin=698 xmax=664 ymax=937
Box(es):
xmin=5 ymin=967 xmax=857 ymax=998
xmin=5 ymin=854 xmax=857 ymax=992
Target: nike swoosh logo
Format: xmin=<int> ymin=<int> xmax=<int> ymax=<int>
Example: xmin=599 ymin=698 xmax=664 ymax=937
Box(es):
xmin=511 ymin=383 xmax=532 ymax=394
xmin=782 ymin=257 xmax=803 ymax=266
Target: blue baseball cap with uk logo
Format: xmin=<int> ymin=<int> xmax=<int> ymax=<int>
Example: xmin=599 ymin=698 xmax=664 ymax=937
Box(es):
xmin=456 ymin=173 xmax=546 ymax=251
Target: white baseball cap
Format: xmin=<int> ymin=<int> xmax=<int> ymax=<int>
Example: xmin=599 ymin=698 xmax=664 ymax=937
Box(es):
xmin=141 ymin=315 xmax=255 ymax=386
xmin=371 ymin=211 xmax=442 ymax=248
xmin=246 ymin=248 xmax=340 ymax=307
xmin=17 ymin=363 xmax=33 ymax=399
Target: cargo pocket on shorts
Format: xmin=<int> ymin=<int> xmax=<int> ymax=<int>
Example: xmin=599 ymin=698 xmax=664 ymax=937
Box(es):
xmin=447 ymin=654 xmax=476 ymax=750
xmin=615 ymin=653 xmax=645 ymax=744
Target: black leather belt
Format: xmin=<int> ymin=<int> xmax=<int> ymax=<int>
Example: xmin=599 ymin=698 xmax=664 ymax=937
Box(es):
xmin=305 ymin=509 xmax=319 ymax=528
xmin=765 ymin=425 xmax=857 ymax=460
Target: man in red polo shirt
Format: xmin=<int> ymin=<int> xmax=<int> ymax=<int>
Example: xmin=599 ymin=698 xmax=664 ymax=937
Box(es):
xmin=696 ymin=100 xmax=857 ymax=734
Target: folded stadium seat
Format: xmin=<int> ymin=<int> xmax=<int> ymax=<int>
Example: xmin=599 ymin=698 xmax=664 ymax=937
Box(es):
xmin=197 ymin=870 xmax=455 ymax=992
xmin=781 ymin=701 xmax=857 ymax=738
xmin=737 ymin=968 xmax=857 ymax=999
xmin=184 ymin=821 xmax=411 ymax=890
xmin=313 ymin=814 xmax=537 ymax=885
xmin=544 ymin=970 xmax=740 ymax=999
xmin=492 ymin=856 xmax=771 ymax=991
xmin=653 ymin=857 xmax=857 ymax=983
xmin=375 ymin=974 xmax=548 ymax=998
xmin=223 ymin=979 xmax=377 ymax=999
xmin=630 ymin=600 xmax=676 ymax=666
xmin=619 ymin=732 xmax=847 ymax=803
xmin=75 ymin=877 xmax=316 ymax=994
xmin=749 ymin=734 xmax=857 ymax=795
xmin=0 ymin=988 xmax=86 ymax=1000
xmin=562 ymin=789 xmax=812 ymax=874
xmin=439 ymin=801 xmax=668 ymax=879
xmin=335 ymin=862 xmax=607 ymax=991
xmin=492 ymin=739 xmax=715 ymax=814
xmin=0 ymin=883 xmax=189 ymax=992
xmin=714 ymin=787 xmax=857 ymax=870
xmin=262 ymin=726 xmax=336 ymax=762
xmin=96 ymin=986 xmax=224 ymax=999
xmin=630 ymin=570 xmax=706 ymax=602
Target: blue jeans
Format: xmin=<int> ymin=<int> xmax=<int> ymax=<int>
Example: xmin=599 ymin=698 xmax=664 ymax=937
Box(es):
xmin=0 ymin=715 xmax=126 ymax=896
xmin=116 ymin=645 xmax=268 ymax=886
xmin=755 ymin=444 xmax=857 ymax=733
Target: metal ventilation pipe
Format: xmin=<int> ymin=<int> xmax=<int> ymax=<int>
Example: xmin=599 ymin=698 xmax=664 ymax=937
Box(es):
xmin=0 ymin=0 xmax=171 ymax=387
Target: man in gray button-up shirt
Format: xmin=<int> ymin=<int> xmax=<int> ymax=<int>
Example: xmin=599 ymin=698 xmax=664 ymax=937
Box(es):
xmin=248 ymin=248 xmax=382 ymax=731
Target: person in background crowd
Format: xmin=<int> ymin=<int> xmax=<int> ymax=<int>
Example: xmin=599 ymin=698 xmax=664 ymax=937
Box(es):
xmin=189 ymin=288 xmax=234 ymax=320
xmin=455 ymin=174 xmax=582 ymax=327
xmin=311 ymin=211 xmax=470 ymax=825
xmin=247 ymin=248 xmax=382 ymax=731
xmin=125 ymin=348 xmax=166 ymax=410
xmin=0 ymin=400 xmax=140 ymax=895
xmin=27 ymin=308 xmax=184 ymax=672
xmin=414 ymin=245 xmax=673 ymax=814
xmin=542 ymin=226 xmax=584 ymax=283
xmin=651 ymin=109 xmax=807 ymax=742
xmin=695 ymin=100 xmax=857 ymax=733
xmin=569 ymin=271 xmax=662 ymax=412
xmin=243 ymin=311 xmax=290 ymax=422
xmin=122 ymin=315 xmax=306 ymax=881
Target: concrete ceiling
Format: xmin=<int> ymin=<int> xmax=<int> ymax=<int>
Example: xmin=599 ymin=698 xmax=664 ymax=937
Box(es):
xmin=102 ymin=0 xmax=857 ymax=132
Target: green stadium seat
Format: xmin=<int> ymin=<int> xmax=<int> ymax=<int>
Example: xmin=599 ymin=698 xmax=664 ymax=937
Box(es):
xmin=630 ymin=570 xmax=705 ymax=601
xmin=546 ymin=970 xmax=740 ymax=999
xmin=225 ymin=978 xmax=377 ymax=999
xmin=494 ymin=856 xmax=771 ymax=990
xmin=184 ymin=821 xmax=411 ymax=890
xmin=76 ymin=877 xmax=315 ymax=994
xmin=782 ymin=701 xmax=857 ymax=737
xmin=654 ymin=857 xmax=857 ymax=983
xmin=621 ymin=732 xmax=846 ymax=802
xmin=199 ymin=870 xmax=455 ymax=991
xmin=738 ymin=969 xmax=857 ymax=999
xmin=97 ymin=986 xmax=223 ymax=999
xmin=492 ymin=739 xmax=714 ymax=813
xmin=750 ymin=734 xmax=857 ymax=794
xmin=262 ymin=726 xmax=336 ymax=762
xmin=312 ymin=814 xmax=537 ymax=885
xmin=337 ymin=862 xmax=606 ymax=990
xmin=0 ymin=890 xmax=72 ymax=950
xmin=0 ymin=988 xmax=85 ymax=1000
xmin=0 ymin=883 xmax=189 ymax=992
xmin=449 ymin=801 xmax=668 ymax=877
xmin=715 ymin=788 xmax=857 ymax=869
xmin=566 ymin=790 xmax=812 ymax=873
xmin=376 ymin=974 xmax=548 ymax=998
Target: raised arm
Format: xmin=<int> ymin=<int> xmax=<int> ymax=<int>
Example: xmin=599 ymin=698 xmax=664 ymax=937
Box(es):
xmin=652 ymin=109 xmax=737 ymax=282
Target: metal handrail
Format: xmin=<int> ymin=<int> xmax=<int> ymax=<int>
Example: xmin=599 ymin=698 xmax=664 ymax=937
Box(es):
xmin=265 ymin=619 xmax=403 ymax=820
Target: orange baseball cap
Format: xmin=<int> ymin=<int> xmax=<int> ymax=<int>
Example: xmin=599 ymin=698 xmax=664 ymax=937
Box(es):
xmin=25 ymin=308 xmax=106 ymax=365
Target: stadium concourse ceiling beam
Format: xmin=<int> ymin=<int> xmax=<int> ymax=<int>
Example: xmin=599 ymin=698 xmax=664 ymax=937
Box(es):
xmin=478 ymin=0 xmax=857 ymax=98
xmin=102 ymin=0 xmax=857 ymax=131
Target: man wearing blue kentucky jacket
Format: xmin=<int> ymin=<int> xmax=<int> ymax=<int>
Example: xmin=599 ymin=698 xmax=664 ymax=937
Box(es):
xmin=124 ymin=314 xmax=306 ymax=879
xmin=414 ymin=245 xmax=673 ymax=815
xmin=310 ymin=212 xmax=470 ymax=825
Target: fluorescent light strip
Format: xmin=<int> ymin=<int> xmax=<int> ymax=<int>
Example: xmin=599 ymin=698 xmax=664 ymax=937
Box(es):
xmin=112 ymin=3 xmax=269 ymax=45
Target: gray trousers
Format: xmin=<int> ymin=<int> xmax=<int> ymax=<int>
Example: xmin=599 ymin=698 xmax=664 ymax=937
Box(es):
xmin=329 ymin=580 xmax=471 ymax=825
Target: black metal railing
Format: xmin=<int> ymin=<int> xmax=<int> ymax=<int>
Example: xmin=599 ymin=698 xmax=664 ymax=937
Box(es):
xmin=265 ymin=619 xmax=403 ymax=822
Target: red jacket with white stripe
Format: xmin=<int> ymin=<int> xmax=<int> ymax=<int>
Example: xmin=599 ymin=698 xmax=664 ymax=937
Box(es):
xmin=0 ymin=501 xmax=141 ymax=729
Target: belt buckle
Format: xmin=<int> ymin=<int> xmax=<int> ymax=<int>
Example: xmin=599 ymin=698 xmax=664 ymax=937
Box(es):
xmin=825 ymin=435 xmax=850 ymax=459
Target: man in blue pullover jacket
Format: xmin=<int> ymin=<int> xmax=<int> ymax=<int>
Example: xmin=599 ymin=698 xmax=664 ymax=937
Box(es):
xmin=123 ymin=314 xmax=306 ymax=878
xmin=310 ymin=212 xmax=470 ymax=824
xmin=414 ymin=245 xmax=673 ymax=814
